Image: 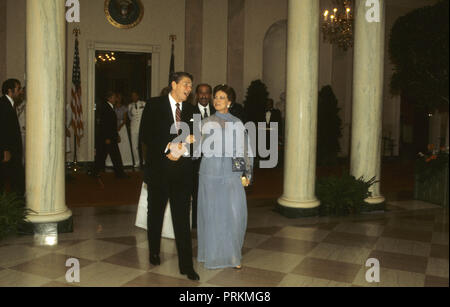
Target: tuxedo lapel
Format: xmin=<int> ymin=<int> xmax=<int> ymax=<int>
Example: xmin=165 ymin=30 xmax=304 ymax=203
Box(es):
xmin=162 ymin=95 xmax=175 ymax=128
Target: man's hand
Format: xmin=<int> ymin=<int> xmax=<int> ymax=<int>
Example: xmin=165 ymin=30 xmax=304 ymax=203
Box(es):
xmin=166 ymin=142 xmax=187 ymax=161
xmin=105 ymin=139 xmax=111 ymax=145
xmin=166 ymin=152 xmax=181 ymax=162
xmin=185 ymin=134 xmax=196 ymax=144
xmin=2 ymin=151 xmax=11 ymax=163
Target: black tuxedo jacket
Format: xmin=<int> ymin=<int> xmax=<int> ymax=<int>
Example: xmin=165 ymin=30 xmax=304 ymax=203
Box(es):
xmin=140 ymin=95 xmax=195 ymax=184
xmin=195 ymin=103 xmax=215 ymax=119
xmin=95 ymin=101 xmax=119 ymax=144
xmin=0 ymin=95 xmax=22 ymax=163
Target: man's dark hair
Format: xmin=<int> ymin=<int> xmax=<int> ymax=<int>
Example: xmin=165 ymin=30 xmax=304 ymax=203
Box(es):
xmin=169 ymin=72 xmax=194 ymax=87
xmin=105 ymin=91 xmax=116 ymax=101
xmin=213 ymin=84 xmax=236 ymax=104
xmin=2 ymin=79 xmax=21 ymax=96
xmin=196 ymin=83 xmax=212 ymax=94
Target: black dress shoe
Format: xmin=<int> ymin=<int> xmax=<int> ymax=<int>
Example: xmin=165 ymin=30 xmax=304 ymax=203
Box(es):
xmin=149 ymin=254 xmax=161 ymax=265
xmin=180 ymin=269 xmax=200 ymax=281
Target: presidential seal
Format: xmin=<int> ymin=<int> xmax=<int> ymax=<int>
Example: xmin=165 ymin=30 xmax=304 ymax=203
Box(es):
xmin=104 ymin=0 xmax=144 ymax=29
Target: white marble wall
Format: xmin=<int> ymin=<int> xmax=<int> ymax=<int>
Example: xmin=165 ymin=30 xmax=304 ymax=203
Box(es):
xmin=25 ymin=0 xmax=72 ymax=223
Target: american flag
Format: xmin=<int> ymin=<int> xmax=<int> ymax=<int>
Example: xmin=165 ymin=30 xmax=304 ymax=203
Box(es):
xmin=70 ymin=36 xmax=84 ymax=147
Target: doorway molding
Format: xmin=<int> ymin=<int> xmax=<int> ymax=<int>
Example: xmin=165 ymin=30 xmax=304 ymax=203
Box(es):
xmin=87 ymin=41 xmax=160 ymax=161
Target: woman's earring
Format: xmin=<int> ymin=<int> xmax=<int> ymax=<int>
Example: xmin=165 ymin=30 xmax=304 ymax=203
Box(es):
xmin=227 ymin=105 xmax=230 ymax=109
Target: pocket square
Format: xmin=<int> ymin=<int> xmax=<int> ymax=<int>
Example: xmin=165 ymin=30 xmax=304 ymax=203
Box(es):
xmin=190 ymin=118 xmax=194 ymax=122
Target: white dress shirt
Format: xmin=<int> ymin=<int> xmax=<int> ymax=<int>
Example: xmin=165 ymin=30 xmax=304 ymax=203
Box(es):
xmin=200 ymin=105 xmax=210 ymax=118
xmin=168 ymin=93 xmax=183 ymax=125
xmin=6 ymin=95 xmax=14 ymax=108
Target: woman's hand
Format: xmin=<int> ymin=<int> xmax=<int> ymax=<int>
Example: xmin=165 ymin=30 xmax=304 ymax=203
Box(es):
xmin=241 ymin=176 xmax=250 ymax=187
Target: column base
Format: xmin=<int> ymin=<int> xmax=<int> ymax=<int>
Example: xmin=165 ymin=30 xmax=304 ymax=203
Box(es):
xmin=361 ymin=200 xmax=386 ymax=213
xmin=365 ymin=196 xmax=386 ymax=205
xmin=276 ymin=197 xmax=320 ymax=218
xmin=19 ymin=216 xmax=73 ymax=235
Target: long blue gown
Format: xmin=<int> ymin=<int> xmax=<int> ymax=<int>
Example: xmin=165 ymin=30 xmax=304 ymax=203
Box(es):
xmin=197 ymin=112 xmax=253 ymax=269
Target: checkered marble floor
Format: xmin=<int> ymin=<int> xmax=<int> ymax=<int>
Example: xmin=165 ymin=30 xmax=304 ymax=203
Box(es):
xmin=0 ymin=200 xmax=448 ymax=287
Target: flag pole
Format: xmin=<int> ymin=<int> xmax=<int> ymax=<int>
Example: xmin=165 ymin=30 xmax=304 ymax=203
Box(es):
xmin=72 ymin=28 xmax=80 ymax=173
xmin=169 ymin=34 xmax=176 ymax=82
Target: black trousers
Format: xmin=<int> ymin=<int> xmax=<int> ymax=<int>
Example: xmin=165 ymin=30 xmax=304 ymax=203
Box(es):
xmin=94 ymin=140 xmax=125 ymax=176
xmin=0 ymin=159 xmax=25 ymax=196
xmin=147 ymin=159 xmax=194 ymax=272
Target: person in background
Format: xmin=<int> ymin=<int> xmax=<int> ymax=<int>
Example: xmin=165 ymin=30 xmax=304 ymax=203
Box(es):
xmin=92 ymin=91 xmax=127 ymax=178
xmin=110 ymin=93 xmax=133 ymax=167
xmin=16 ymin=87 xmax=26 ymax=162
xmin=264 ymin=98 xmax=282 ymax=162
xmin=0 ymin=79 xmax=25 ymax=196
xmin=128 ymin=91 xmax=146 ymax=168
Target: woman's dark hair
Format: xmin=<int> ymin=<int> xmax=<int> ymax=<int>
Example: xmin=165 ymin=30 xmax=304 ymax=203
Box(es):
xmin=169 ymin=72 xmax=194 ymax=87
xmin=213 ymin=84 xmax=236 ymax=104
xmin=2 ymin=79 xmax=21 ymax=95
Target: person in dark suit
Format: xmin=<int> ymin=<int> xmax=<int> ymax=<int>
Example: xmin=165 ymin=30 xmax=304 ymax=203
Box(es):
xmin=262 ymin=98 xmax=282 ymax=163
xmin=191 ymin=83 xmax=215 ymax=229
xmin=92 ymin=91 xmax=127 ymax=178
xmin=140 ymin=72 xmax=199 ymax=281
xmin=0 ymin=79 xmax=25 ymax=196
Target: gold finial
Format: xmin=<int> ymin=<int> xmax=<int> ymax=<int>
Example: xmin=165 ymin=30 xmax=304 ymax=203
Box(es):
xmin=73 ymin=27 xmax=81 ymax=37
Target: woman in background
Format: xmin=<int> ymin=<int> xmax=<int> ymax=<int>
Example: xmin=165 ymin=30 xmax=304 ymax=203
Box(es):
xmin=107 ymin=93 xmax=133 ymax=167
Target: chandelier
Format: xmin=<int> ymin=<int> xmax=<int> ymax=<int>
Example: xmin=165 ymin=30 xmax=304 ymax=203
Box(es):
xmin=321 ymin=0 xmax=353 ymax=51
xmin=95 ymin=52 xmax=117 ymax=63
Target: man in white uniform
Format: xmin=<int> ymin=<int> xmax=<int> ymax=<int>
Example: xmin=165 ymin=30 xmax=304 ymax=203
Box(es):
xmin=128 ymin=91 xmax=146 ymax=168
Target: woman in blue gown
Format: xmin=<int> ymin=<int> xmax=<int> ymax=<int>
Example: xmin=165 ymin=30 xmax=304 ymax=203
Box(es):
xmin=197 ymin=85 xmax=253 ymax=270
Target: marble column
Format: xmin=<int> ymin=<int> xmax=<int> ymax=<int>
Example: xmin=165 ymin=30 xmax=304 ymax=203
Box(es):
xmin=185 ymin=0 xmax=203 ymax=86
xmin=0 ymin=0 xmax=6 ymax=84
xmin=277 ymin=0 xmax=320 ymax=217
xmin=350 ymin=0 xmax=386 ymax=205
xmin=227 ymin=0 xmax=245 ymax=103
xmin=26 ymin=0 xmax=72 ymax=242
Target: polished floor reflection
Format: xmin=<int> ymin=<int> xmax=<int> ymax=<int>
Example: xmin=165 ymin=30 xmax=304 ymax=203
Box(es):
xmin=0 ymin=200 xmax=448 ymax=287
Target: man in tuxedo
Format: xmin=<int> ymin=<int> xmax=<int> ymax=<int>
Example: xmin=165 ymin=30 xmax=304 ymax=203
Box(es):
xmin=92 ymin=91 xmax=127 ymax=178
xmin=191 ymin=84 xmax=215 ymax=229
xmin=140 ymin=72 xmax=199 ymax=281
xmin=0 ymin=79 xmax=25 ymax=196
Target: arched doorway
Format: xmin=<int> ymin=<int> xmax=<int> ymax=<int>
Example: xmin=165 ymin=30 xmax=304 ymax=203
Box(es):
xmin=262 ymin=20 xmax=287 ymax=118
